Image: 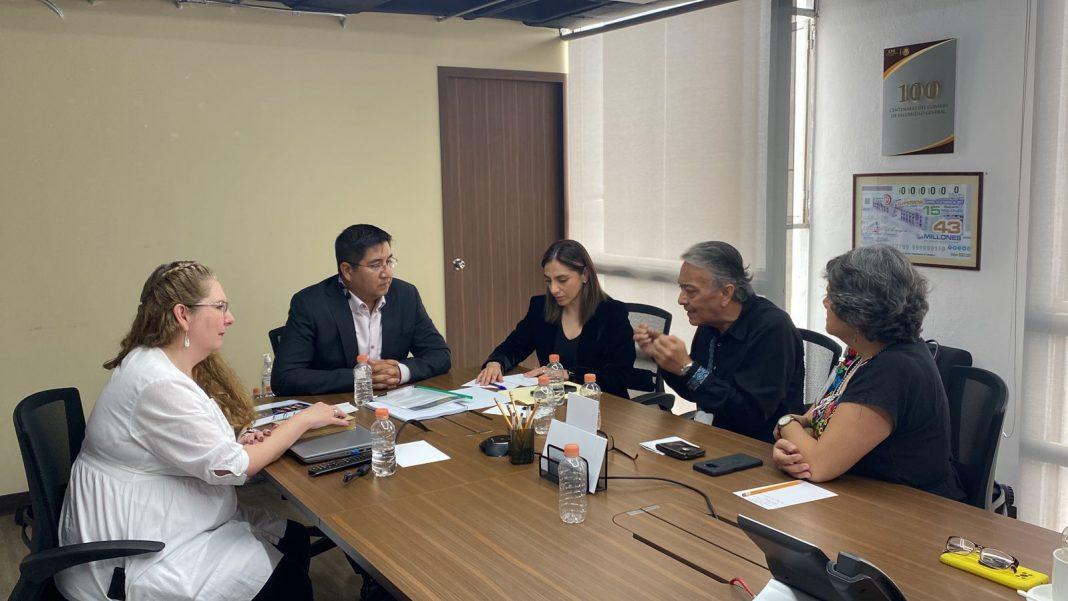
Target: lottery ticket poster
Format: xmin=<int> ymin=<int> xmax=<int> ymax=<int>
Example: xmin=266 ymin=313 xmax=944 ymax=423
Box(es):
xmin=853 ymin=172 xmax=983 ymax=270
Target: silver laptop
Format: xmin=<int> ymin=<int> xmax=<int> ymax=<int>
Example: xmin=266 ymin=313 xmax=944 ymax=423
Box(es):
xmin=289 ymin=425 xmax=374 ymax=464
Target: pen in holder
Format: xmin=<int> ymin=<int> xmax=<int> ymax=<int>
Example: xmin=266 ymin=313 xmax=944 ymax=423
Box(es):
xmin=509 ymin=426 xmax=535 ymax=465
xmin=497 ymin=391 xmax=537 ymax=465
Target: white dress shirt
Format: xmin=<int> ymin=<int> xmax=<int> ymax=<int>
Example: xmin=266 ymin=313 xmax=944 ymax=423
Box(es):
xmin=346 ymin=286 xmax=411 ymax=384
xmin=57 ymin=347 xmax=286 ymax=601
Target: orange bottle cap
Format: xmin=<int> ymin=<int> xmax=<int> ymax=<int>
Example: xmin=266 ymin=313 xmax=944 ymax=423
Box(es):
xmin=564 ymin=443 xmax=580 ymax=457
xmin=538 ymin=375 xmax=550 ymax=385
xmin=584 ymin=373 xmax=596 ymax=383
xmin=549 ymin=354 xmax=560 ymax=362
xmin=357 ymin=354 xmax=369 ymax=363
xmin=375 ymin=407 xmax=389 ymax=419
xmin=252 ymin=387 xmax=261 ymax=395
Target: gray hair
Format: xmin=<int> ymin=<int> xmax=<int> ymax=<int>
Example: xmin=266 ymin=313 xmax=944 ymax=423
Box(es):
xmin=681 ymin=241 xmax=754 ymax=302
xmin=824 ymin=245 xmax=929 ymax=343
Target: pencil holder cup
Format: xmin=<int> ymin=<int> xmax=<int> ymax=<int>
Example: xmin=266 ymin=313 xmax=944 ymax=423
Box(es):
xmin=509 ymin=427 xmax=535 ymax=465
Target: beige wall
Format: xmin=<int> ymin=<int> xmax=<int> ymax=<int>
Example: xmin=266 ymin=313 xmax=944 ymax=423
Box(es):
xmin=0 ymin=0 xmax=564 ymax=496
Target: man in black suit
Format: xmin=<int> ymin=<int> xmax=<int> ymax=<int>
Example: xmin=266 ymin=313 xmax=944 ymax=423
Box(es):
xmin=271 ymin=224 xmax=451 ymax=396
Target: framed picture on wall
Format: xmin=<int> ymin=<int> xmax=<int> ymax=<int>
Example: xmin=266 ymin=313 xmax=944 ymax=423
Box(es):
xmin=852 ymin=172 xmax=983 ymax=270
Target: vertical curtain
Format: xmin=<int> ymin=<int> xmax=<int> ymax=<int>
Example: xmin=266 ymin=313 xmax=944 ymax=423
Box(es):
xmin=1020 ymin=0 xmax=1068 ymax=530
xmin=567 ymin=0 xmax=774 ymax=354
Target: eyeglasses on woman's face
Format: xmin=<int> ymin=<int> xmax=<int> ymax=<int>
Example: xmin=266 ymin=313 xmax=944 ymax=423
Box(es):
xmin=190 ymin=301 xmax=230 ymax=314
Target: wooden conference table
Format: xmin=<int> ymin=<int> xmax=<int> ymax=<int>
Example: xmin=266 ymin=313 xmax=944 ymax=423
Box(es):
xmin=264 ymin=369 xmax=1059 ymax=600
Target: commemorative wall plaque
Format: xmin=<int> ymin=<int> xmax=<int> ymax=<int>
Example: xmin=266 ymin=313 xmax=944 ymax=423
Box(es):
xmin=882 ymin=38 xmax=957 ymax=156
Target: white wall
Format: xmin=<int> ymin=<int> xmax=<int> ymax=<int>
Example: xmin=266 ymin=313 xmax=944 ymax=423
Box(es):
xmin=808 ymin=0 xmax=1031 ymax=488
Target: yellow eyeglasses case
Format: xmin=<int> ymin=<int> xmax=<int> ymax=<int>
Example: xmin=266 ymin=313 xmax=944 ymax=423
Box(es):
xmin=940 ymin=552 xmax=1049 ymax=591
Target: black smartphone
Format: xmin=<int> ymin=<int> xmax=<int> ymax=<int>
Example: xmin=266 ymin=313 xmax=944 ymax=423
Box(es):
xmin=563 ymin=383 xmax=578 ymax=392
xmin=693 ymin=453 xmax=763 ymax=477
xmin=655 ymin=440 xmax=705 ymax=460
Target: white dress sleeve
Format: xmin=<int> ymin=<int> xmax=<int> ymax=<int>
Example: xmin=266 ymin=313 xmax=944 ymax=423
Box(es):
xmin=130 ymin=378 xmax=250 ymax=485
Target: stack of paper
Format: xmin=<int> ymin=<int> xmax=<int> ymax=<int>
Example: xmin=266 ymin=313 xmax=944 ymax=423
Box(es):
xmin=369 ymin=386 xmax=471 ymax=422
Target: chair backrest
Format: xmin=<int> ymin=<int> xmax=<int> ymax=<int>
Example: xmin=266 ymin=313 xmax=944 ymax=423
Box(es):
xmin=268 ymin=326 xmax=285 ymax=355
xmin=944 ymin=366 xmax=1007 ymax=510
xmin=13 ymin=388 xmax=85 ymax=553
xmin=798 ymin=329 xmax=842 ymax=406
xmin=925 ymin=340 xmax=973 ymax=395
xmin=624 ymin=303 xmax=672 ymax=397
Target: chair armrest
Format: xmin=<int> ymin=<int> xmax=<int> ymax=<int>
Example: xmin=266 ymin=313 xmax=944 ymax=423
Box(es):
xmin=632 ymin=392 xmax=675 ymax=411
xmin=14 ymin=504 xmax=32 ymax=549
xmin=19 ymin=540 xmax=164 ymax=584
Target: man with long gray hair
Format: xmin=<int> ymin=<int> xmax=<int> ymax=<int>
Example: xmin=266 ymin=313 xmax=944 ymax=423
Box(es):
xmin=634 ymin=241 xmax=804 ymax=442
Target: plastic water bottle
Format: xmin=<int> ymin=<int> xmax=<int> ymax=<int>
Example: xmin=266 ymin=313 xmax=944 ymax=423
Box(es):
xmin=579 ymin=373 xmax=602 ymax=431
xmin=532 ymin=375 xmax=555 ymax=435
xmin=353 ymin=354 xmax=373 ymax=408
xmin=546 ymin=353 xmax=567 ymax=402
xmin=371 ymin=407 xmax=396 ymax=477
xmin=558 ymin=443 xmax=587 ymax=524
xmin=260 ymin=354 xmax=274 ymax=398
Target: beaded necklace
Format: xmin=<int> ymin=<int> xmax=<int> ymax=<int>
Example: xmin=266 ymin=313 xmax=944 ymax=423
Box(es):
xmin=809 ymin=348 xmax=868 ymax=438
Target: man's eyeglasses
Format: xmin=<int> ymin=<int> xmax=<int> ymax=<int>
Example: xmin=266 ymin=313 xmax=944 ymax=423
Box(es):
xmin=190 ymin=301 xmax=230 ymax=313
xmin=350 ymin=256 xmax=398 ymax=274
xmin=944 ymin=536 xmax=1019 ymax=572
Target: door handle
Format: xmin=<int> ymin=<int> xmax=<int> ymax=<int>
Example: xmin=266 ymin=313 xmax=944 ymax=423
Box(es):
xmin=452 ymin=258 xmax=466 ymax=271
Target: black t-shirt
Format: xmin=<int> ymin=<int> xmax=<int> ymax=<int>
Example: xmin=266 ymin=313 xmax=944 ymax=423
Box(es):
xmin=554 ymin=326 xmax=581 ymax=371
xmin=839 ymin=340 xmax=965 ymax=501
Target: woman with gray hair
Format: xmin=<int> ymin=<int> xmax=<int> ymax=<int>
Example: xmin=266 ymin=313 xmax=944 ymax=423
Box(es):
xmin=771 ymin=245 xmax=964 ymax=501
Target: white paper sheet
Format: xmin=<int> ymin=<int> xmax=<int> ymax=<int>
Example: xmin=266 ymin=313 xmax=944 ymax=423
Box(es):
xmin=565 ymin=392 xmax=599 ymax=434
xmin=395 ymin=441 xmax=450 ymax=467
xmin=542 ymin=419 xmax=607 ymax=493
xmin=639 ymin=436 xmax=701 ymax=456
xmin=449 ymin=387 xmax=507 ymax=411
xmin=461 ymin=373 xmax=539 ymax=389
xmin=734 ymin=480 xmax=837 ymax=509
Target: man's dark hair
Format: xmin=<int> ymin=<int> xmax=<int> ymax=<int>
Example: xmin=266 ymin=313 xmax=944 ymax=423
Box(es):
xmin=335 ymin=224 xmax=392 ymax=270
xmin=680 ymin=241 xmax=754 ymax=302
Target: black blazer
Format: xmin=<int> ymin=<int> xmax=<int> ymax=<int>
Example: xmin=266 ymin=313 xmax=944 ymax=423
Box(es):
xmin=484 ymin=296 xmax=636 ymax=398
xmin=272 ymin=275 xmax=451 ymax=395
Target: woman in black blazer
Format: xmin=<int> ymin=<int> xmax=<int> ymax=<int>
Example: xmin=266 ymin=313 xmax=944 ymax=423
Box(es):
xmin=476 ymin=239 xmax=636 ymax=398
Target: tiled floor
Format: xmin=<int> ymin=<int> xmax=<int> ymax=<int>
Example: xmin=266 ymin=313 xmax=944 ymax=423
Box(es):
xmin=2 ymin=481 xmax=362 ymax=600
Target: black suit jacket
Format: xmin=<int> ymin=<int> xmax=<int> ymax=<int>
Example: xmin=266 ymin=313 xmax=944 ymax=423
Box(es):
xmin=271 ymin=275 xmax=451 ymax=395
xmin=484 ymin=296 xmax=636 ymax=398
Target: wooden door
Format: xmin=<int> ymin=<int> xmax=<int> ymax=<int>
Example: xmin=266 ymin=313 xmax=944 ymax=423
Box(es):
xmin=439 ymin=67 xmax=565 ymax=369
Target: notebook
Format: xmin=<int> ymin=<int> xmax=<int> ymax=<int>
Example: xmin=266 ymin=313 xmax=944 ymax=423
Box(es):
xmin=289 ymin=425 xmax=374 ymax=463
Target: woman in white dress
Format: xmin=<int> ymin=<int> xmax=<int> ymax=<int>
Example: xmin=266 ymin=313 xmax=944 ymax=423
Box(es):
xmin=56 ymin=261 xmax=349 ymax=601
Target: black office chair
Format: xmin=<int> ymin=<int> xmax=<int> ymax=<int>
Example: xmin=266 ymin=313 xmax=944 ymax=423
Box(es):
xmin=11 ymin=388 xmax=163 ymax=601
xmin=268 ymin=326 xmax=285 ymax=355
xmin=624 ymin=303 xmax=675 ymax=411
xmin=678 ymin=328 xmax=840 ymax=421
xmin=926 ymin=340 xmax=973 ymax=392
xmin=944 ymin=366 xmax=1008 ymax=511
xmin=799 ymin=329 xmax=842 ymax=406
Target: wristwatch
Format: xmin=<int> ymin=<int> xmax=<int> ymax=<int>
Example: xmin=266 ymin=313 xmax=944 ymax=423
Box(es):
xmin=775 ymin=414 xmax=802 ymax=439
xmin=679 ymin=361 xmax=696 ymax=377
